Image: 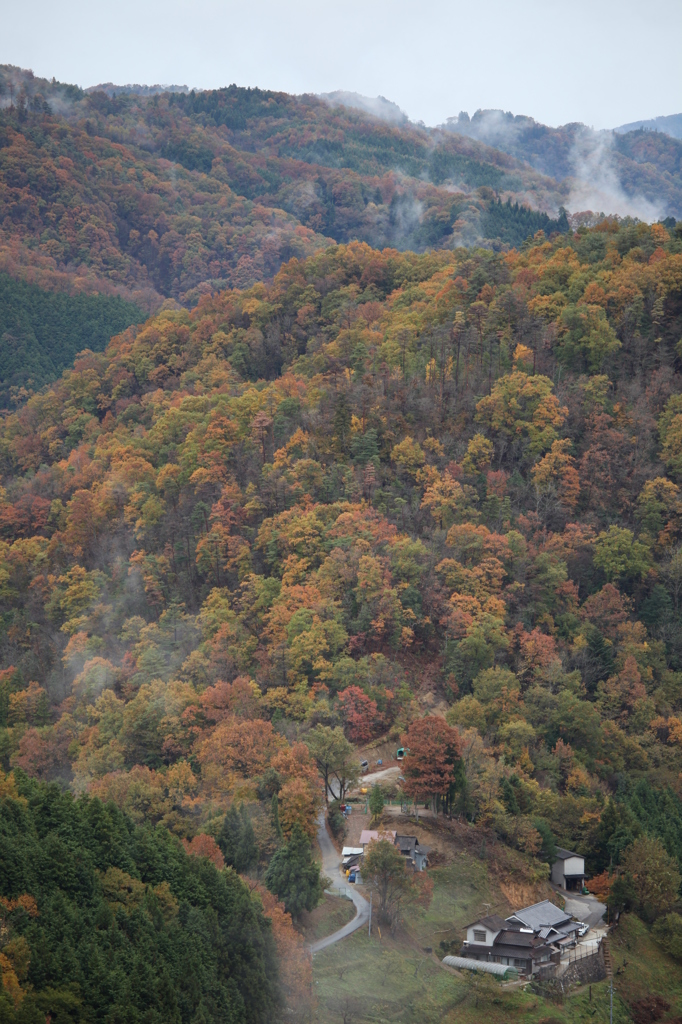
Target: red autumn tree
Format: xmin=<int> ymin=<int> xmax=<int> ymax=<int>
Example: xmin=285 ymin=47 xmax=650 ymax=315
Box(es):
xmin=182 ymin=833 xmax=225 ymax=869
xmin=200 ymin=677 xmax=260 ymax=724
xmin=401 ymin=716 xmax=461 ymax=814
xmin=338 ymin=685 xmax=380 ymax=743
xmin=580 ymin=583 xmax=629 ymax=639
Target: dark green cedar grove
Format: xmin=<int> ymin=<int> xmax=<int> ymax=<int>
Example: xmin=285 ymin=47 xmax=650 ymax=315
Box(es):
xmin=0 ymin=275 xmax=144 ymax=409
xmin=0 ymin=773 xmax=279 ymax=1024
xmin=480 ymin=198 xmax=569 ymax=248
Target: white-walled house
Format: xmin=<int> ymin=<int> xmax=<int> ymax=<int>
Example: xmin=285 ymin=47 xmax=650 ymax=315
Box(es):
xmin=551 ymin=848 xmax=585 ymax=891
xmin=460 ymin=913 xmax=555 ymax=976
xmin=464 ymin=914 xmax=506 ymax=947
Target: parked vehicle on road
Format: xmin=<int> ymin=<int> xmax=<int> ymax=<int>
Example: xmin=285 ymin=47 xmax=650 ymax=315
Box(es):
xmin=577 ymin=922 xmax=589 ymax=937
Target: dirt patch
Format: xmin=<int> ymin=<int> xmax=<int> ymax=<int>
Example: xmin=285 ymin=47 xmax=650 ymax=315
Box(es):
xmin=357 ymin=738 xmax=401 ymax=769
xmin=344 ymin=808 xmax=372 ymax=847
xmin=629 ymin=996 xmax=671 ymax=1024
xmin=498 ymin=878 xmax=549 ymax=909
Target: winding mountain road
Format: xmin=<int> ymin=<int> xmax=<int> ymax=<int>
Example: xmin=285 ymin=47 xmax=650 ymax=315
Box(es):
xmin=311 ymin=809 xmax=369 ymax=954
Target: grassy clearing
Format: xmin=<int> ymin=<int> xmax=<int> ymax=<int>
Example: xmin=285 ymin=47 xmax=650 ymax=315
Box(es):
xmin=312 ymin=928 xmax=462 ymax=1023
xmin=312 ymin=926 xmax=621 ymax=1024
xmin=298 ymin=893 xmax=356 ymax=943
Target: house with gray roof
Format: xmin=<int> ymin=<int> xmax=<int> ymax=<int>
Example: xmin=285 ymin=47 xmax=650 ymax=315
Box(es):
xmin=506 ymin=899 xmax=579 ymax=946
xmin=460 ymin=913 xmax=554 ymax=976
xmin=459 ymin=899 xmax=580 ymax=975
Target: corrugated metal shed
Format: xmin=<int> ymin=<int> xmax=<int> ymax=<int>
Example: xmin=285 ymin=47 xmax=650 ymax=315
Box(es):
xmin=442 ymin=956 xmax=519 ymax=979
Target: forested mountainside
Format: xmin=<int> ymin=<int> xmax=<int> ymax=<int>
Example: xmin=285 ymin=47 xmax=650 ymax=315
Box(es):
xmin=0 ymin=63 xmax=604 ymax=316
xmin=1 ymin=218 xmax=682 ymax=958
xmin=2 ymin=66 xmax=681 ymax=324
xmin=4 ymin=61 xmax=682 ymax=1019
xmin=0 ymin=773 xmax=282 ymax=1024
xmin=444 ymin=111 xmax=682 ymax=216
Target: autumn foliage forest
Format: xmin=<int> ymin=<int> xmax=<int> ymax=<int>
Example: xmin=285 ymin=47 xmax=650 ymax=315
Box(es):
xmin=0 ymin=64 xmax=586 ymax=318
xmin=3 ymin=61 xmax=682 ymax=1024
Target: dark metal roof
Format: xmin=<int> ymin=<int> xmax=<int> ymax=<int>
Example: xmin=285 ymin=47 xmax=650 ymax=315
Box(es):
xmin=554 ymin=847 xmax=583 ymax=861
xmin=495 ymin=930 xmax=538 ymax=948
xmin=495 ymin=933 xmax=552 ymax=959
xmin=465 ymin=914 xmax=506 ymax=931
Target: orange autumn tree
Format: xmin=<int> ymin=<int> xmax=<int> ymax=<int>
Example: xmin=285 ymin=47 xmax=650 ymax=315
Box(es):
xmin=196 ymin=718 xmax=285 ymax=778
xmin=401 ymin=717 xmax=462 ymax=815
xmin=588 ymin=871 xmax=614 ymax=903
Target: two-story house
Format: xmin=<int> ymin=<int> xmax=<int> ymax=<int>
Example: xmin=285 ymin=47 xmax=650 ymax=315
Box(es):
xmin=550 ymin=848 xmax=586 ymax=891
xmin=460 ymin=913 xmax=554 ymax=976
xmin=460 ymin=899 xmax=580 ymax=976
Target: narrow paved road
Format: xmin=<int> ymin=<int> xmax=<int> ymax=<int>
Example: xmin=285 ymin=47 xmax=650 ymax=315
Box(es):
xmin=561 ymin=890 xmax=607 ymax=932
xmin=311 ymin=809 xmax=369 ymax=954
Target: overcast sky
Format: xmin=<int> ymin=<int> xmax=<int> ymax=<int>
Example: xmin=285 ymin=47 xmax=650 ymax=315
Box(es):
xmin=5 ymin=0 xmax=681 ymax=128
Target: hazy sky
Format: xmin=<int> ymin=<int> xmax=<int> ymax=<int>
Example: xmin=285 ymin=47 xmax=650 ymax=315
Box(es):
xmin=5 ymin=0 xmax=682 ymax=128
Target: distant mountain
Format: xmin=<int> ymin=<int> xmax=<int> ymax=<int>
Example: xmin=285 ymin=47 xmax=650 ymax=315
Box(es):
xmin=0 ymin=64 xmax=573 ymax=312
xmin=614 ymin=113 xmax=682 ymax=140
xmin=319 ymin=91 xmax=408 ymax=125
xmin=443 ymin=108 xmax=682 ymax=220
xmin=87 ymin=82 xmax=190 ymax=98
xmin=1 ymin=62 xmax=680 ymax=331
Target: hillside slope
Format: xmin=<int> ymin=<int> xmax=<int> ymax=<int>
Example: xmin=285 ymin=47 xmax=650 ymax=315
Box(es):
xmin=1 ymin=218 xmax=682 ymax=851
xmin=0 ymin=210 xmax=682 ymax=1018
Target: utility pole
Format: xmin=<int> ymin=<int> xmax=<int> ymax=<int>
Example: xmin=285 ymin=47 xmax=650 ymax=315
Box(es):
xmin=368 ymin=892 xmax=372 ymax=937
xmin=610 ymin=975 xmax=613 ymax=1024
